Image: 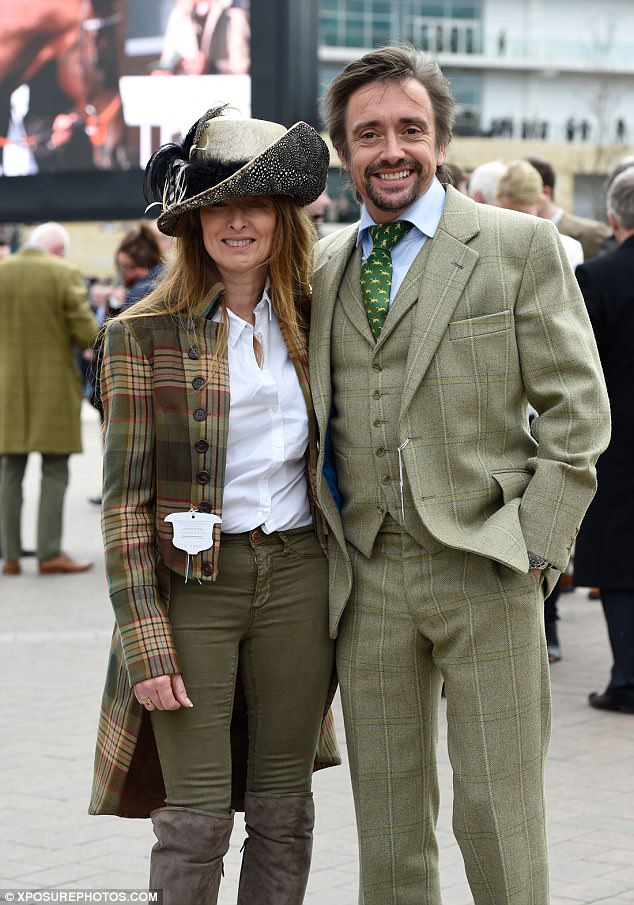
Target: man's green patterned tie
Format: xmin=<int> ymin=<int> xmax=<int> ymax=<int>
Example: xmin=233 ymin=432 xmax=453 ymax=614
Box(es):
xmin=361 ymin=220 xmax=413 ymax=340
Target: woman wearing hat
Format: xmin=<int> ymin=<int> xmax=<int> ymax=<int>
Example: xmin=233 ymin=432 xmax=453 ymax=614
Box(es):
xmin=89 ymin=107 xmax=339 ymax=905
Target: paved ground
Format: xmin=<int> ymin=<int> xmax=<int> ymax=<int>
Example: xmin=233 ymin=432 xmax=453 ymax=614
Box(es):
xmin=1 ymin=404 xmax=633 ymax=904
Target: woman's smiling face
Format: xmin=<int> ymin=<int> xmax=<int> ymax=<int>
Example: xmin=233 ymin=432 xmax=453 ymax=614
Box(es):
xmin=199 ymin=195 xmax=276 ymax=280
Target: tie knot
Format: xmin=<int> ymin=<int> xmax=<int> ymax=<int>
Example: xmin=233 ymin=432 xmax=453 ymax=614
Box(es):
xmin=369 ymin=220 xmax=412 ymax=253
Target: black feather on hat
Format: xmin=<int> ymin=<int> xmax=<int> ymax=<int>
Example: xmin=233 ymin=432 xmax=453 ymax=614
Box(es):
xmin=143 ymin=106 xmax=330 ymax=236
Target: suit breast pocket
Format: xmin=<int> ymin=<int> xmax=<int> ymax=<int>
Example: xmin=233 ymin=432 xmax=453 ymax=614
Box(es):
xmin=448 ymin=309 xmax=512 ymax=341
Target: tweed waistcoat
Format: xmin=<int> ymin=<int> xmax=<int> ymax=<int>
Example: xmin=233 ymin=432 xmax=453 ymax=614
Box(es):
xmin=330 ymin=244 xmax=443 ymax=558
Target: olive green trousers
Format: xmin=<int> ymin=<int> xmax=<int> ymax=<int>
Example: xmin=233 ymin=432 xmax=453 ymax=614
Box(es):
xmin=0 ymin=453 xmax=69 ymax=561
xmin=152 ymin=525 xmax=334 ymax=814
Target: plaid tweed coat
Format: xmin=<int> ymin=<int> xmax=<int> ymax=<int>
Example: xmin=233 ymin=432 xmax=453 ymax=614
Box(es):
xmin=90 ymin=288 xmax=339 ymax=817
xmin=309 ymin=186 xmax=611 ymax=636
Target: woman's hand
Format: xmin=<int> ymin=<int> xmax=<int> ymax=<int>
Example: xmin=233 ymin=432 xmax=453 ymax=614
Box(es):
xmin=134 ymin=674 xmax=193 ymax=711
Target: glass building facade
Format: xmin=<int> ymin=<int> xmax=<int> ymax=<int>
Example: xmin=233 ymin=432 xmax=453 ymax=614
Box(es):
xmin=318 ymin=1 xmax=484 ymax=135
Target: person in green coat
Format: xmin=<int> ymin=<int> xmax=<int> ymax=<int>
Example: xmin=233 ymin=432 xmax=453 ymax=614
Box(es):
xmin=0 ymin=222 xmax=99 ymax=575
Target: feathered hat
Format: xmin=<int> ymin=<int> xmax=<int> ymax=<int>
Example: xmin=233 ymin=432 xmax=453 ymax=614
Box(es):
xmin=144 ymin=106 xmax=330 ymax=236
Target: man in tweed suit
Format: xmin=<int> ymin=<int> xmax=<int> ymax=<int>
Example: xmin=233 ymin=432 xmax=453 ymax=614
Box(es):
xmin=310 ymin=46 xmax=610 ymax=904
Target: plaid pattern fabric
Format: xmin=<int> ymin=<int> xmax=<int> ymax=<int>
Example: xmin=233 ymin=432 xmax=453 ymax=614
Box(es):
xmin=338 ymin=527 xmax=551 ymax=904
xmin=90 ymin=292 xmax=338 ymax=817
xmin=309 ymin=185 xmax=610 ymax=900
xmin=310 ymin=186 xmax=611 ymax=635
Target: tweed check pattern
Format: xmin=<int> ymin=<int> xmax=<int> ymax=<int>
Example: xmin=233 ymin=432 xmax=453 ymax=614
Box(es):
xmin=361 ymin=220 xmax=412 ymax=339
xmin=309 ymin=186 xmax=611 ymax=902
xmin=337 ymin=527 xmax=551 ymax=904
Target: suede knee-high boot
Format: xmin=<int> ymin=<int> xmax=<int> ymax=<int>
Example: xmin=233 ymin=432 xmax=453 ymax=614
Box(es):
xmin=149 ymin=805 xmax=234 ymax=905
xmin=237 ymin=791 xmax=315 ymax=905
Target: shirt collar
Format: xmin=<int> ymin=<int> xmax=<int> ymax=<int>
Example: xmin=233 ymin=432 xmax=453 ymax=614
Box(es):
xmin=210 ymin=280 xmax=273 ymax=348
xmin=357 ymin=176 xmax=446 ymax=247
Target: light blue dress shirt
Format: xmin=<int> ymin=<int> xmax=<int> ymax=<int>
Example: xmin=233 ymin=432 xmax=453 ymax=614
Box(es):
xmin=357 ymin=176 xmax=447 ymax=306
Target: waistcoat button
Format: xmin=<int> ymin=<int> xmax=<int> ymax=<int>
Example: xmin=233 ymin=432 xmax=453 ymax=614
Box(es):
xmin=198 ymin=501 xmax=212 ymax=513
xmin=188 ymin=346 xmax=201 ymax=359
xmin=201 ymin=561 xmax=213 ymax=576
xmin=372 ymin=363 xmax=382 ymax=372
xmin=193 ymin=408 xmax=207 ymax=421
xmin=197 ymin=470 xmax=211 ymax=484
xmin=195 ymin=439 xmax=209 ymax=453
xmin=382 ymin=474 xmax=391 ymax=484
xmin=375 ymin=447 xmax=385 ymax=457
xmin=192 ymin=376 xmax=205 ymax=390
xmin=373 ymin=418 xmax=382 ymax=428
xmin=372 ymin=390 xmax=381 ymax=400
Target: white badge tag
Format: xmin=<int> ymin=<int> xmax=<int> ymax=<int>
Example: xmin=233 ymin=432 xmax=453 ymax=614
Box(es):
xmin=164 ymin=510 xmax=222 ymax=554
xmin=165 ymin=510 xmax=222 ymax=583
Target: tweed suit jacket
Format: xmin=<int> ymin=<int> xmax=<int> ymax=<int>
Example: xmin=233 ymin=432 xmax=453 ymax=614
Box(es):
xmin=310 ymin=186 xmax=611 ymax=637
xmin=0 ymin=247 xmax=98 ymax=454
xmin=90 ymin=291 xmax=339 ymax=817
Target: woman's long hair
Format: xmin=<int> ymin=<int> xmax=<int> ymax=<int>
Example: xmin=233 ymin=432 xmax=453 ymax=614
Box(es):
xmin=120 ymin=196 xmax=317 ymax=345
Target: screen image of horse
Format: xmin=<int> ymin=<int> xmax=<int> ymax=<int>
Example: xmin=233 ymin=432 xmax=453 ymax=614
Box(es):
xmin=0 ymin=0 xmax=250 ymax=218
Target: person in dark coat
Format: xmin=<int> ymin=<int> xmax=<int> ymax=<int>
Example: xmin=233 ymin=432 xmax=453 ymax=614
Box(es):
xmin=575 ymin=167 xmax=634 ymax=714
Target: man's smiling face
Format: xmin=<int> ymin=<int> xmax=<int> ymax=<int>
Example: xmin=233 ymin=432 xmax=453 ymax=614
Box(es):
xmin=341 ymin=78 xmax=446 ymax=223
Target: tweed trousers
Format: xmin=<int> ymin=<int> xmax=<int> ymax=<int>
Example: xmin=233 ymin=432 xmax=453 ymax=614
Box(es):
xmin=337 ymin=517 xmax=551 ymax=905
xmin=0 ymin=453 xmax=69 ymax=561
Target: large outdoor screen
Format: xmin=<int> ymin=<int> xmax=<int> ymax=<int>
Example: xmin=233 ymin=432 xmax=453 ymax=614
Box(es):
xmin=0 ymin=0 xmax=251 ymax=221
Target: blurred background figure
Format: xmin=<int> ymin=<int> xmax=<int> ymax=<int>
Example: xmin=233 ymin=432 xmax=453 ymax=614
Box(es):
xmin=115 ymin=220 xmax=164 ymax=310
xmin=574 ymin=168 xmax=634 ymax=715
xmin=0 ymin=222 xmax=98 ymax=575
xmin=153 ymin=0 xmax=250 ymax=75
xmin=304 ymin=190 xmax=332 ymax=237
xmin=467 ymin=159 xmax=506 ymax=205
xmin=497 ymin=160 xmax=584 ymax=269
xmin=527 ymin=157 xmax=611 ymax=260
xmin=445 ymin=161 xmax=469 ymax=195
xmin=596 ymin=156 xmax=634 ymax=257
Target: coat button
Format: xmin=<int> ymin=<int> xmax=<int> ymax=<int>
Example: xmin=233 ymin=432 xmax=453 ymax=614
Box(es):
xmin=195 ymin=439 xmax=209 ymax=453
xmin=193 ymin=408 xmax=207 ymax=421
xmin=372 ymin=363 xmax=382 ymax=372
xmin=373 ymin=418 xmax=382 ymax=427
xmin=198 ymin=501 xmax=211 ymax=513
xmin=197 ymin=470 xmax=211 ymax=485
xmin=375 ymin=447 xmax=385 ymax=457
xmin=188 ymin=346 xmax=201 ymax=359
xmin=201 ymin=561 xmax=213 ymax=576
xmin=192 ymin=376 xmax=206 ymax=390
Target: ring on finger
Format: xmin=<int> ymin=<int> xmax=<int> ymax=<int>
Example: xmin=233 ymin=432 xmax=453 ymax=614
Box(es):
xmin=140 ymin=697 xmax=153 ymax=708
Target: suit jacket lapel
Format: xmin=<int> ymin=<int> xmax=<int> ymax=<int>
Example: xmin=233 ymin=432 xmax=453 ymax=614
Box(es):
xmin=310 ymin=224 xmax=359 ymax=434
xmin=399 ymin=188 xmax=481 ymax=419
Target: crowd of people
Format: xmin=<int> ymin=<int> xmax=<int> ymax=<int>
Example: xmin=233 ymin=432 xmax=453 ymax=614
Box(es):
xmin=1 ymin=42 xmax=633 ymax=905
